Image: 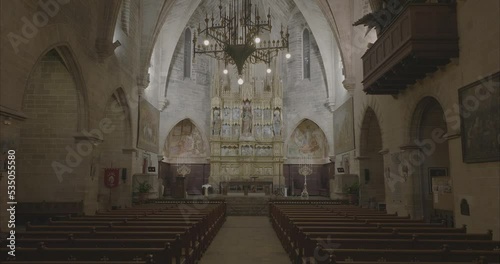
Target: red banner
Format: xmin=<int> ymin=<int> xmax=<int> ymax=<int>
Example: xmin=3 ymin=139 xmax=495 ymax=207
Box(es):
xmin=104 ymin=168 xmax=120 ymax=188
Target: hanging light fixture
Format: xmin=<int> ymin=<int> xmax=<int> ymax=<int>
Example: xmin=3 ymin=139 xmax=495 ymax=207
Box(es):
xmin=193 ymin=0 xmax=290 ymax=76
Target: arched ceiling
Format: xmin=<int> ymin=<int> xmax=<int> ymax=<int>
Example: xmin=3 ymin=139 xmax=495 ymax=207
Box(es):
xmin=139 ymin=0 xmax=357 ymax=103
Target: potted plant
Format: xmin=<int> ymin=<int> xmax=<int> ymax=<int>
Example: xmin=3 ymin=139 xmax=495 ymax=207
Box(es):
xmin=343 ymin=181 xmax=360 ymax=205
xmin=136 ymin=180 xmax=152 ymax=203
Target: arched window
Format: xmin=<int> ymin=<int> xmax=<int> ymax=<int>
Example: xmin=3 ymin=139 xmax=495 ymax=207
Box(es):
xmin=120 ymin=0 xmax=131 ymax=35
xmin=184 ymin=28 xmax=192 ymax=79
xmin=302 ymin=28 xmax=311 ymax=79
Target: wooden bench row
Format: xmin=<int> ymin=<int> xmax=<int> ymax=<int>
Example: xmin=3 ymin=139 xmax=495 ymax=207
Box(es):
xmin=2 ymin=202 xmax=227 ymax=264
xmin=16 ymin=201 xmax=84 ymax=224
xmin=269 ymin=202 xmax=500 ymax=264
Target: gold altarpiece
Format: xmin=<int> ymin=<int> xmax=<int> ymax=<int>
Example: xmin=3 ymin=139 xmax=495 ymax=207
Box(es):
xmin=209 ymin=62 xmax=284 ymax=190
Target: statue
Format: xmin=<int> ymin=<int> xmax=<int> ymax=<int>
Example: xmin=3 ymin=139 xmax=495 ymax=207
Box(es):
xmin=212 ymin=109 xmax=222 ymax=136
xmin=241 ymin=101 xmax=253 ymax=136
xmin=273 ymin=109 xmax=281 ymax=136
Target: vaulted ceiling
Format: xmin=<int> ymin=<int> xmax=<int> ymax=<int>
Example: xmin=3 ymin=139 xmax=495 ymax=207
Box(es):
xmin=140 ymin=0 xmax=365 ymax=104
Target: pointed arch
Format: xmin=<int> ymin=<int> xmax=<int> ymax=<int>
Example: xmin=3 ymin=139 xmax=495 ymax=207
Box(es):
xmin=24 ymin=44 xmax=89 ymax=131
xmin=409 ymin=96 xmax=447 ymax=142
xmin=184 ymin=28 xmax=193 ymax=79
xmin=106 ymin=87 xmax=133 ymax=146
xmin=287 ymin=119 xmax=329 ymax=159
xmin=360 ymin=107 xmax=384 ymax=155
xmin=164 ymin=118 xmax=207 ymax=159
xmin=18 ymin=46 xmax=86 ymax=202
xmin=302 ymin=28 xmax=311 ymax=79
xmin=120 ymin=0 xmax=131 ymax=35
xmin=409 ymin=96 xmax=452 ymax=222
xmin=98 ymin=87 xmax=135 ymax=210
xmin=359 ymin=107 xmax=385 ymax=206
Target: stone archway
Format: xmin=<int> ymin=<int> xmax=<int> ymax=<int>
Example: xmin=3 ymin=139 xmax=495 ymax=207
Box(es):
xmin=359 ymin=108 xmax=385 ymax=208
xmin=285 ymin=119 xmax=329 ymax=196
xmin=18 ymin=48 xmax=83 ymax=203
xmin=410 ymin=97 xmax=452 ymax=223
xmin=97 ymin=88 xmax=133 ymax=210
xmin=164 ymin=119 xmax=208 ymax=195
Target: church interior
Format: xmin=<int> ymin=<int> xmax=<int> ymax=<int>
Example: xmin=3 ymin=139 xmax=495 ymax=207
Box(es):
xmin=1 ymin=0 xmax=499 ymax=263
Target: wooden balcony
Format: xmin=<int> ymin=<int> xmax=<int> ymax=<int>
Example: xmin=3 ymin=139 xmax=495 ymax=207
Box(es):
xmin=362 ymin=3 xmax=458 ymax=95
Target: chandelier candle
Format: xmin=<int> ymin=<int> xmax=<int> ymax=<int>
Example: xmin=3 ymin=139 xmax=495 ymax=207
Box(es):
xmin=193 ymin=0 xmax=289 ymax=76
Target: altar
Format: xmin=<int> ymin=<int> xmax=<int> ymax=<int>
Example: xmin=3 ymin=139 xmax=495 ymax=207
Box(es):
xmin=208 ymin=62 xmax=285 ymax=188
xmin=220 ymin=181 xmax=273 ymax=196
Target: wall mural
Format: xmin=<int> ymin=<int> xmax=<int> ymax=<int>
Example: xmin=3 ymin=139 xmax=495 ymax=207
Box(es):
xmin=333 ymin=97 xmax=355 ymax=154
xmin=137 ymin=99 xmax=160 ymax=153
xmin=166 ymin=119 xmax=206 ymax=157
xmin=287 ymin=119 xmax=328 ymax=158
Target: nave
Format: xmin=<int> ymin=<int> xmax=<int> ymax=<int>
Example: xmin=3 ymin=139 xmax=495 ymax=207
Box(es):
xmin=200 ymin=216 xmax=289 ymax=264
xmin=2 ymin=199 xmax=500 ymax=264
xmin=1 ymin=1 xmax=499 ymax=263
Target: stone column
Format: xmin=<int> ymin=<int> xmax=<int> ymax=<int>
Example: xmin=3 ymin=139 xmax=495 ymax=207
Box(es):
xmin=400 ymin=145 xmax=424 ymax=219
xmin=73 ymin=134 xmax=103 ymax=215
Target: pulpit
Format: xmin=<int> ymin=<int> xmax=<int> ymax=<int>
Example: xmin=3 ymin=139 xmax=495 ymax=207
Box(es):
xmin=173 ymin=176 xmax=186 ymax=198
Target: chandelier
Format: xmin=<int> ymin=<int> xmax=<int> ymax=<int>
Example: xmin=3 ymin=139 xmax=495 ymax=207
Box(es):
xmin=193 ymin=0 xmax=290 ymax=79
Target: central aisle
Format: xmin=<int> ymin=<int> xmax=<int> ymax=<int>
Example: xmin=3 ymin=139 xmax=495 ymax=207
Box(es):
xmin=200 ymin=216 xmax=290 ymax=264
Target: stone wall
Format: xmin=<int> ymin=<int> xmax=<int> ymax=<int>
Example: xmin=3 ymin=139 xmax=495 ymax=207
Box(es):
xmin=349 ymin=0 xmax=500 ymax=238
xmin=156 ymin=11 xmax=212 ymax=161
xmin=0 ymin=0 xmax=156 ymax=224
xmin=283 ymin=10 xmax=334 ymax=160
xmin=17 ymin=50 xmax=80 ymax=202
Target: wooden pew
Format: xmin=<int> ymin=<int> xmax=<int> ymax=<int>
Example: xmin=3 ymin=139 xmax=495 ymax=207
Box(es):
xmin=4 ymin=201 xmax=227 ymax=264
xmin=26 ymin=222 xmax=192 ymax=232
xmin=14 ymin=230 xmax=196 ymax=262
xmin=306 ymin=237 xmax=500 ymax=250
xmin=297 ymin=226 xmax=466 ymax=233
xmin=17 ymin=201 xmax=83 ymax=224
xmin=7 ymin=237 xmax=180 ymax=248
xmin=316 ymin=246 xmax=500 ymax=263
xmin=20 ymin=210 xmax=222 ymax=260
xmin=269 ymin=202 xmax=499 ymax=264
xmin=303 ymin=231 xmax=494 ymax=240
xmin=2 ymin=245 xmax=173 ymax=263
xmin=3 ymin=260 xmax=154 ymax=264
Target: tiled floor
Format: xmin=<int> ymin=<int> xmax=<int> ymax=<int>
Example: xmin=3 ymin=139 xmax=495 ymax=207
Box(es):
xmin=200 ymin=216 xmax=290 ymax=264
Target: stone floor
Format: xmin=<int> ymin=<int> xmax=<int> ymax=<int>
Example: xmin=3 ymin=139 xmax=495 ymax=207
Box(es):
xmin=200 ymin=216 xmax=291 ymax=264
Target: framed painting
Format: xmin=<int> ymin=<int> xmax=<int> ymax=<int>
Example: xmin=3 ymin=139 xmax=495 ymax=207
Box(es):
xmin=459 ymin=72 xmax=500 ymax=163
xmin=137 ymin=99 xmax=160 ymax=153
xmin=333 ymin=97 xmax=355 ymax=154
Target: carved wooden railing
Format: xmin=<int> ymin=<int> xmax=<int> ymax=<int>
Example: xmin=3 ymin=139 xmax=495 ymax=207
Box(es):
xmin=362 ymin=3 xmax=459 ymax=94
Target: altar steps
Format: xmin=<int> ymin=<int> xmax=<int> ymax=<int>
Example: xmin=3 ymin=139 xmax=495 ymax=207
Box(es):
xmin=224 ymin=197 xmax=270 ymax=216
